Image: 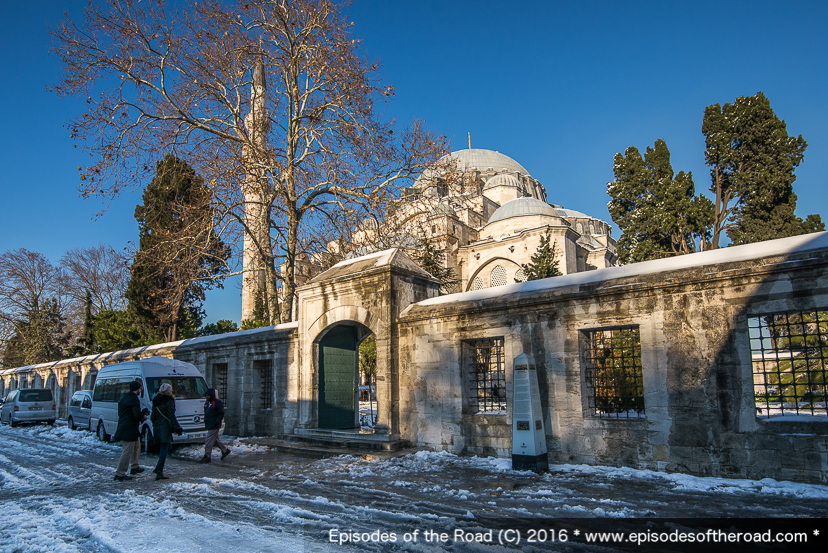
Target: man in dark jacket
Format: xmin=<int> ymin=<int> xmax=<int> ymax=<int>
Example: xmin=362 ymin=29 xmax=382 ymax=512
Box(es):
xmin=200 ymin=388 xmax=231 ymax=463
xmin=113 ymin=380 xmax=147 ymax=481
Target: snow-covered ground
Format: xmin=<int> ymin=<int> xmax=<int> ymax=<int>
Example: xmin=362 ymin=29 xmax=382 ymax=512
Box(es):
xmin=1 ymin=423 xmax=827 ymax=552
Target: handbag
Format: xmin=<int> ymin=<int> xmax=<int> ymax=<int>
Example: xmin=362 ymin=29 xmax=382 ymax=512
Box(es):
xmin=151 ymin=405 xmax=177 ymax=442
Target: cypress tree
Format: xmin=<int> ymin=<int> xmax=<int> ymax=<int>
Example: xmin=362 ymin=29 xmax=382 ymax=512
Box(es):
xmin=703 ymin=92 xmax=823 ymax=247
xmin=521 ymin=231 xmax=562 ymax=281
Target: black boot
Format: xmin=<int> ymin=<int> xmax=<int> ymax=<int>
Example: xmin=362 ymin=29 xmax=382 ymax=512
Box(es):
xmin=199 ymin=455 xmax=211 ymax=464
xmin=156 ymin=473 xmax=170 ymax=480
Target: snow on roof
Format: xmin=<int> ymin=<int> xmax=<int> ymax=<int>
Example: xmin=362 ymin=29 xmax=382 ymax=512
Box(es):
xmin=330 ymin=248 xmax=395 ymax=268
xmin=309 ymin=248 xmax=434 ymax=283
xmin=414 ymin=232 xmax=828 ymax=308
xmin=0 ymin=323 xmax=299 ymax=376
xmin=179 ymin=322 xmax=298 ymax=347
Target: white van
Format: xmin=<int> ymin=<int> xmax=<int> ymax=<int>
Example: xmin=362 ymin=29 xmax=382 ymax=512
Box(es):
xmin=90 ymin=357 xmax=210 ymax=450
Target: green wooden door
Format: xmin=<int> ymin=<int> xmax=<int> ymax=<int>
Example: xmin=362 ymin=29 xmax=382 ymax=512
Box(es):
xmin=319 ymin=325 xmax=358 ymax=429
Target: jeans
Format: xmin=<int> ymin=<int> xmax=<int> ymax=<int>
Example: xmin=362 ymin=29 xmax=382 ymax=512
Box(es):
xmin=154 ymin=442 xmax=171 ymax=474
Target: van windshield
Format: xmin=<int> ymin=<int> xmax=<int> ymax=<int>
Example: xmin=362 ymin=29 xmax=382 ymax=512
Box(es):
xmin=19 ymin=390 xmax=53 ymax=402
xmin=146 ymin=377 xmax=208 ymax=400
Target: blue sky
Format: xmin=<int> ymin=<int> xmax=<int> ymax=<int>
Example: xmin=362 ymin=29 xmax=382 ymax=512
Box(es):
xmin=1 ymin=1 xmax=826 ymax=324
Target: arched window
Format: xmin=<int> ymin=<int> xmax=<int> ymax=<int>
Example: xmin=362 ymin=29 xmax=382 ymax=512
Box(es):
xmin=490 ymin=265 xmax=507 ymax=287
xmin=472 ymin=277 xmax=485 ymax=290
xmin=515 ymin=268 xmax=527 ymax=282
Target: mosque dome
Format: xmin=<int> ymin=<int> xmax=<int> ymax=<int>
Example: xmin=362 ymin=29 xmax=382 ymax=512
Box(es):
xmin=417 ymin=148 xmax=531 ymax=184
xmin=487 ymin=197 xmax=562 ymax=224
xmin=442 ymin=149 xmax=529 ymax=174
xmin=483 ymin=174 xmax=522 ymax=191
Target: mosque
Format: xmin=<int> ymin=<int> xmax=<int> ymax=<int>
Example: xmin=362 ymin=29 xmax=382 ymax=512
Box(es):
xmin=343 ymin=146 xmax=617 ymax=296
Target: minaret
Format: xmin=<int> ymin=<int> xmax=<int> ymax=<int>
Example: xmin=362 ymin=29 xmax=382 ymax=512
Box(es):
xmin=241 ymin=57 xmax=269 ymax=322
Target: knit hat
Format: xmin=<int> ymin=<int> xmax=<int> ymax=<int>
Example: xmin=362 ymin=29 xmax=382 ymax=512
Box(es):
xmin=129 ymin=380 xmax=142 ymax=392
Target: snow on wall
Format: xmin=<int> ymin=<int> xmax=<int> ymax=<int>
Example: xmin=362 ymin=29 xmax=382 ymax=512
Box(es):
xmin=413 ymin=232 xmax=828 ymax=308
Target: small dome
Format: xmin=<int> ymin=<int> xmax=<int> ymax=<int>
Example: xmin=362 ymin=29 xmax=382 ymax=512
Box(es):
xmin=487 ymin=197 xmax=562 ymax=224
xmin=483 ymin=174 xmax=522 ymax=191
xmin=556 ymin=207 xmax=590 ymax=219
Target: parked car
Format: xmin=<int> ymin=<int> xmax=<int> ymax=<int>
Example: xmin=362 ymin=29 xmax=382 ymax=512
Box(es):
xmin=67 ymin=390 xmax=93 ymax=431
xmin=1 ymin=389 xmax=56 ymax=427
xmin=90 ymin=356 xmax=211 ymax=451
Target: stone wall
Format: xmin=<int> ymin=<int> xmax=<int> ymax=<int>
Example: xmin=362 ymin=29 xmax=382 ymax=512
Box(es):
xmin=173 ymin=324 xmax=298 ymax=437
xmin=397 ymin=234 xmax=828 ymax=483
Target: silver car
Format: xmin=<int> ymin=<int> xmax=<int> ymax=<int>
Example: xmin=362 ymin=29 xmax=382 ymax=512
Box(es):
xmin=68 ymin=390 xmax=93 ymax=431
xmin=1 ymin=389 xmax=56 ymax=426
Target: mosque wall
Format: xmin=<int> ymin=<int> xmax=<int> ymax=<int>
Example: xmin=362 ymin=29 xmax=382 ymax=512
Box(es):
xmin=398 ymin=235 xmax=828 ymax=484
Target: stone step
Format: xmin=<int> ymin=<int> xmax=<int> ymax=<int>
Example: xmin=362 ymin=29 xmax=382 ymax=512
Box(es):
xmin=239 ymin=436 xmax=416 ymax=459
xmin=279 ymin=429 xmax=411 ymax=452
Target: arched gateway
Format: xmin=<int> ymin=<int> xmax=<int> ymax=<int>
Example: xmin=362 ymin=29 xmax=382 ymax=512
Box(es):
xmin=295 ymin=249 xmax=439 ymax=437
xmin=316 ymin=322 xmax=371 ymax=429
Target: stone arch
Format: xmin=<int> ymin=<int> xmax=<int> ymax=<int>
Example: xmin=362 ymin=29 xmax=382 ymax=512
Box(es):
xmin=313 ymin=320 xmax=375 ymax=430
xmin=466 ymin=257 xmax=523 ymax=291
xmin=302 ymin=305 xmax=393 ymax=432
xmin=306 ymin=305 xmax=380 ymax=341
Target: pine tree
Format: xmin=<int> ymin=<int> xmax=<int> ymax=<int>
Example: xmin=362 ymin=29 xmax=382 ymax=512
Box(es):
xmin=89 ymin=310 xmax=148 ymax=352
xmin=70 ymin=290 xmax=96 ymax=356
xmin=127 ymin=155 xmax=229 ymax=342
xmin=411 ymin=235 xmax=458 ymax=295
xmin=520 ymin=231 xmax=562 ymax=281
xmin=240 ymin=292 xmax=269 ymax=330
xmin=703 ymin=92 xmax=823 ymax=247
xmin=3 ymin=299 xmax=70 ymax=367
xmin=608 ymin=139 xmax=713 ymax=263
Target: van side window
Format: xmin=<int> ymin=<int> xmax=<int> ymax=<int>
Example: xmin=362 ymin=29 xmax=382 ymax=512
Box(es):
xmin=82 ymin=396 xmax=91 ymax=409
xmin=94 ymin=378 xmax=134 ymax=402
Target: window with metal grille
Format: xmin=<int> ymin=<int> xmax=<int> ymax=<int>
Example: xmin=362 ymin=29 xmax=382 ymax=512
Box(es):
xmin=472 ymin=277 xmax=484 ymax=290
xmin=213 ymin=363 xmax=228 ymax=403
xmin=467 ymin=338 xmax=506 ymax=413
xmin=582 ymin=326 xmax=645 ymax=418
xmin=514 ymin=268 xmax=527 ymax=282
xmin=490 ymin=265 xmax=507 ymax=287
xmin=254 ymin=359 xmax=273 ymax=410
xmin=749 ymin=310 xmax=828 ymax=418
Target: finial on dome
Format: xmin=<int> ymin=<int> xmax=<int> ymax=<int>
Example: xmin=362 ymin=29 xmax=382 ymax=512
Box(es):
xmin=468 ymin=132 xmax=471 ymax=150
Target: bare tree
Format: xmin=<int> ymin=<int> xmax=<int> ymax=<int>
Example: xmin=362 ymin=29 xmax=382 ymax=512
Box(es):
xmin=0 ymin=249 xmax=64 ymax=326
xmin=52 ymin=0 xmax=446 ymax=323
xmin=0 ymin=249 xmax=68 ymax=367
xmin=60 ymin=244 xmax=129 ymax=313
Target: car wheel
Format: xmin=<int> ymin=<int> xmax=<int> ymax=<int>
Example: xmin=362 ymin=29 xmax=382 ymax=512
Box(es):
xmin=96 ymin=421 xmax=110 ymax=443
xmin=68 ymin=416 xmax=75 ymax=430
xmin=10 ymin=417 xmax=17 ymax=428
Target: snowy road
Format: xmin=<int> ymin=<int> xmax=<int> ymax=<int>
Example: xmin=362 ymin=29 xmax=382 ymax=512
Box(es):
xmin=2 ymin=423 xmax=828 ymax=552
